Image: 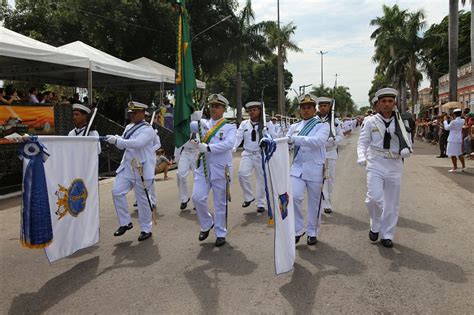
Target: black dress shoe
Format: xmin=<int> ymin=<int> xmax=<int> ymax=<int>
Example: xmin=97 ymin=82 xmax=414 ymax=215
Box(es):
xmin=242 ymin=198 xmax=255 ymax=208
xmin=381 ymin=239 xmax=393 ymax=248
xmin=138 ymin=231 xmax=152 ymax=241
xmin=369 ymin=230 xmax=379 ymax=242
xmin=199 ymin=224 xmax=214 ymax=241
xmin=295 ymin=232 xmax=305 ymax=244
xmin=180 ymin=198 xmax=190 ymax=210
xmin=133 ymin=201 xmax=137 ymax=207
xmin=307 ymin=236 xmax=317 ymax=246
xmin=215 ymin=237 xmax=226 ymax=247
xmin=114 ymin=223 xmax=133 ymax=236
xmin=324 ymin=208 xmax=332 ymax=214
xmin=257 ymin=207 xmax=265 ymax=213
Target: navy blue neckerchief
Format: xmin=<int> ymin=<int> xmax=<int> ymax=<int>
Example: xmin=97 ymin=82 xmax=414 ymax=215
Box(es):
xmin=123 ymin=121 xmax=148 ymax=139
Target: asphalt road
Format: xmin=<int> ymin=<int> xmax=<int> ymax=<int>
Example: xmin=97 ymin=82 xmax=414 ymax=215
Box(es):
xmin=1 ymin=131 xmax=473 ymax=314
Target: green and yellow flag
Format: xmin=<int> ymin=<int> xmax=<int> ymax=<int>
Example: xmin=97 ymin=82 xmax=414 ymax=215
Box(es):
xmin=174 ymin=0 xmax=197 ymax=148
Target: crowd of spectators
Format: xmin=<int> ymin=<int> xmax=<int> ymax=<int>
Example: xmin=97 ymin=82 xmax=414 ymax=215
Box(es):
xmin=415 ymin=108 xmax=474 ymax=162
xmin=0 ymin=84 xmax=83 ymax=106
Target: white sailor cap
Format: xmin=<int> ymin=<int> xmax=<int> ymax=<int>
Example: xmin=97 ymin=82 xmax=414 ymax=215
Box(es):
xmin=271 ymin=117 xmax=277 ymax=120
xmin=371 ymin=96 xmax=379 ymax=105
xmin=72 ymin=103 xmax=91 ymax=114
xmin=244 ymin=101 xmax=262 ymax=109
xmin=317 ymin=97 xmax=332 ymax=105
xmin=207 ymin=94 xmax=229 ymax=107
xmin=375 ymin=87 xmax=398 ymax=100
xmin=453 ymin=108 xmax=462 ymax=113
xmin=298 ymin=93 xmax=317 ymax=106
xmin=127 ymin=101 xmax=148 ymax=112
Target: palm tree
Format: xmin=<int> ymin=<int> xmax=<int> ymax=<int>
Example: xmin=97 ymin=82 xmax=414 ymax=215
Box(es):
xmin=264 ymin=21 xmax=302 ymax=113
xmin=227 ymin=0 xmax=271 ymax=123
xmin=448 ymin=0 xmax=459 ymax=101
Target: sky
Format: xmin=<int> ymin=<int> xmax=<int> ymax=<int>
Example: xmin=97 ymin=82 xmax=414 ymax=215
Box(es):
xmin=239 ymin=0 xmax=450 ymax=108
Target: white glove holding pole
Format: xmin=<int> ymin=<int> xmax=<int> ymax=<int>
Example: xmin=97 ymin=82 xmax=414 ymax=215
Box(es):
xmin=357 ymin=158 xmax=366 ymax=167
xmin=191 ymin=111 xmax=202 ymax=122
xmin=232 ymin=147 xmax=237 ymax=153
xmin=105 ymin=135 xmax=118 ymax=145
xmin=198 ymin=143 xmax=208 ymax=153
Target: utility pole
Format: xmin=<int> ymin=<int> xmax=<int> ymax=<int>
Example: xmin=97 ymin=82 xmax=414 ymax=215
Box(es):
xmin=277 ymin=0 xmax=285 ymax=116
xmin=318 ymin=51 xmax=328 ymax=86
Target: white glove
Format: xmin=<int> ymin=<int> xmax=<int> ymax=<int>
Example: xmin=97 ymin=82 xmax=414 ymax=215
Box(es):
xmin=191 ymin=111 xmax=202 ymax=122
xmin=357 ymin=158 xmax=366 ymax=167
xmin=232 ymin=147 xmax=237 ymax=153
xmin=400 ymin=148 xmax=411 ymax=159
xmin=105 ymin=135 xmax=118 ymax=145
xmin=327 ymin=137 xmax=335 ymax=145
xmin=287 ymin=136 xmax=293 ymax=144
xmin=198 ymin=143 xmax=208 ymax=153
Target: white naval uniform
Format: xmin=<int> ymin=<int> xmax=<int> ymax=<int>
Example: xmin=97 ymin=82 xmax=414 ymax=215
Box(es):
xmin=357 ymin=113 xmax=408 ymax=241
xmin=68 ymin=126 xmax=101 ymax=153
xmin=319 ymin=116 xmax=343 ymax=211
xmin=287 ymin=118 xmax=330 ymax=237
xmin=444 ymin=117 xmax=465 ymax=157
xmin=234 ymin=119 xmax=267 ymax=208
xmin=174 ymin=139 xmax=199 ymax=203
xmin=148 ymin=131 xmax=161 ymax=205
xmin=112 ymin=121 xmax=156 ymax=233
xmin=191 ymin=118 xmax=237 ymax=238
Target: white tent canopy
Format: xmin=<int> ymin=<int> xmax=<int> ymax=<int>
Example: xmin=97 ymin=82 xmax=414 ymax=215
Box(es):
xmin=130 ymin=57 xmax=206 ymax=89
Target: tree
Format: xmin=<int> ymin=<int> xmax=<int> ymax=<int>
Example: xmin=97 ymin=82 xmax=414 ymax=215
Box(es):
xmin=368 ymin=73 xmax=391 ymax=103
xmin=310 ymin=85 xmax=356 ymax=115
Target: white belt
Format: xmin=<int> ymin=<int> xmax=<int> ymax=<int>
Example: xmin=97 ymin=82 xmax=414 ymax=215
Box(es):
xmin=244 ymin=149 xmax=261 ymax=155
xmin=369 ymin=146 xmax=400 ymax=159
xmin=326 ymin=146 xmax=337 ymax=152
xmin=182 ymin=148 xmax=197 ymax=153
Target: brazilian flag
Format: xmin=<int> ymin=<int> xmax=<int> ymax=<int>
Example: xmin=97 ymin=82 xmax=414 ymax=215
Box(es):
xmin=174 ymin=0 xmax=197 ymax=148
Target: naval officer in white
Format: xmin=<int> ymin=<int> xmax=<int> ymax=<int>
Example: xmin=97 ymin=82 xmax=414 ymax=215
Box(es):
xmin=106 ymin=101 xmax=156 ymax=241
xmin=174 ymin=133 xmax=199 ymax=210
xmin=68 ymin=103 xmax=101 ymax=153
xmin=444 ymin=108 xmax=466 ymax=172
xmin=287 ymin=94 xmax=330 ymax=246
xmin=357 ymin=87 xmax=411 ymax=248
xmin=191 ymin=94 xmax=237 ymax=247
xmin=317 ymin=97 xmax=343 ymax=214
xmin=233 ymin=101 xmax=267 ymax=213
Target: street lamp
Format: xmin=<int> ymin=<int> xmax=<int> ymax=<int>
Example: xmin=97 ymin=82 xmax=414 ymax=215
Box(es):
xmin=317 ymin=51 xmax=328 ymax=86
xmin=191 ymin=15 xmax=232 ymax=43
xmin=299 ymin=84 xmax=312 ymax=95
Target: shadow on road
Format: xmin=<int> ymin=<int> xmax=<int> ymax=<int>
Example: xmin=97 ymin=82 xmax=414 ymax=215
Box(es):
xmin=377 ymin=244 xmax=467 ymax=283
xmin=280 ymin=242 xmax=366 ymax=313
xmin=241 ymin=211 xmax=267 ymax=227
xmin=323 ymin=212 xmax=436 ymax=234
xmin=431 ymin=166 xmax=474 ymax=193
xmin=8 ymin=256 xmax=100 ymax=314
xmin=184 ymin=243 xmax=258 ymax=314
xmin=98 ymin=239 xmax=160 ymax=275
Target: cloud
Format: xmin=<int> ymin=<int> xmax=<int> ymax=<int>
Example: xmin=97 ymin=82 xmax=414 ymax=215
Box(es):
xmin=239 ymin=0 xmax=450 ymax=107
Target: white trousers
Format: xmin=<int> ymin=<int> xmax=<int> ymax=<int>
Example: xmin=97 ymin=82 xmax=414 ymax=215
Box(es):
xmin=177 ymin=151 xmax=197 ymax=203
xmin=321 ymin=158 xmax=337 ymax=210
xmin=365 ymin=156 xmax=403 ymax=240
xmin=112 ymin=173 xmax=153 ymax=233
xmin=238 ymin=153 xmax=266 ymax=207
xmin=192 ymin=171 xmax=228 ymax=238
xmin=292 ymin=176 xmax=323 ymax=237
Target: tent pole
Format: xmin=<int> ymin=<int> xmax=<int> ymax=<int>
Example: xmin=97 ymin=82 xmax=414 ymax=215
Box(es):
xmin=88 ymin=61 xmax=93 ymax=105
xmin=160 ymin=81 xmax=164 ymax=106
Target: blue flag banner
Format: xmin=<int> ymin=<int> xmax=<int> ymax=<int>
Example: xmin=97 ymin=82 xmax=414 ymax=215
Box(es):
xmin=20 ymin=137 xmax=53 ymax=248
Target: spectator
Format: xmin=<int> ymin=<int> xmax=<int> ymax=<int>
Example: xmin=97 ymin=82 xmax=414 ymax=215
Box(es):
xmin=28 ymin=87 xmax=39 ymax=103
xmin=155 ymin=149 xmax=172 ymax=180
xmin=1 ymin=85 xmax=21 ymax=104
xmin=444 ymin=109 xmax=466 ymax=172
xmin=42 ymin=91 xmax=53 ymax=103
xmin=437 ymin=114 xmax=449 ymax=158
xmin=463 ymin=109 xmax=473 ymax=156
xmin=68 ymin=93 xmax=81 ymax=105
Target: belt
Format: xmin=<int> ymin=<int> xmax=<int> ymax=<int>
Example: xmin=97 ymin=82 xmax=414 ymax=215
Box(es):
xmin=326 ymin=146 xmax=337 ymax=152
xmin=369 ymin=146 xmax=400 ymax=159
xmin=182 ymin=148 xmax=197 ymax=153
xmin=244 ymin=149 xmax=261 ymax=155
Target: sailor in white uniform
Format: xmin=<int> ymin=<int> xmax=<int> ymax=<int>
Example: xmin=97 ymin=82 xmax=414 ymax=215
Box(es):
xmin=68 ymin=103 xmax=101 ymax=153
xmin=444 ymin=108 xmax=466 ymax=172
xmin=317 ymin=97 xmax=343 ymax=214
xmin=233 ymin=101 xmax=267 ymax=213
xmin=105 ymin=101 xmax=156 ymax=242
xmin=174 ymin=134 xmax=199 ymax=210
xmin=287 ymin=94 xmax=330 ymax=246
xmin=190 ymin=94 xmax=237 ymax=247
xmin=357 ymin=88 xmax=412 ymax=248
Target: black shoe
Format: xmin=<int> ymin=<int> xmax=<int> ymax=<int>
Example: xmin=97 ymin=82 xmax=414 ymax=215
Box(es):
xmin=242 ymin=199 xmax=255 ymax=208
xmin=324 ymin=208 xmax=332 ymax=214
xmin=133 ymin=201 xmax=137 ymax=207
xmin=369 ymin=230 xmax=379 ymax=242
xmin=307 ymin=236 xmax=317 ymax=246
xmin=138 ymin=231 xmax=152 ymax=241
xmin=198 ymin=224 xmax=214 ymax=241
xmin=180 ymin=198 xmax=190 ymax=210
xmin=295 ymin=232 xmax=305 ymax=244
xmin=381 ymin=239 xmax=393 ymax=248
xmin=114 ymin=223 xmax=133 ymax=236
xmin=215 ymin=237 xmax=226 ymax=247
xmin=257 ymin=207 xmax=265 ymax=213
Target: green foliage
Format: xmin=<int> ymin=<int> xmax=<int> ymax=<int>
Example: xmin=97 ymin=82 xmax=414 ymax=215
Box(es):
xmin=310 ymin=85 xmax=356 ymax=115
